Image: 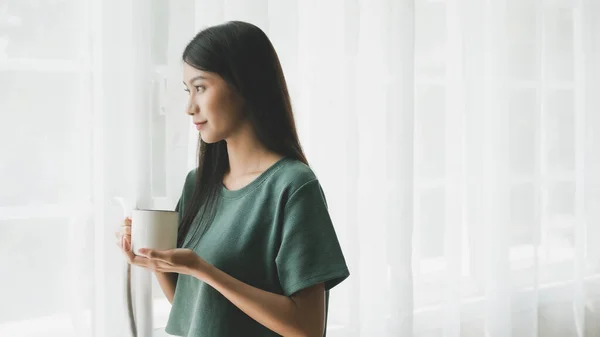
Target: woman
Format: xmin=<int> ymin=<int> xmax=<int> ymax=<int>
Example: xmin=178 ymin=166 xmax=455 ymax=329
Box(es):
xmin=116 ymin=21 xmax=349 ymax=337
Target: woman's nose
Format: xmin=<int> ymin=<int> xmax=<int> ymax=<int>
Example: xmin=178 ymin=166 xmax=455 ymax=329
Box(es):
xmin=186 ymin=100 xmax=199 ymax=116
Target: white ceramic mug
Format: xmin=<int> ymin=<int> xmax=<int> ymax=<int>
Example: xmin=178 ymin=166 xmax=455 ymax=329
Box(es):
xmin=130 ymin=209 xmax=179 ymax=255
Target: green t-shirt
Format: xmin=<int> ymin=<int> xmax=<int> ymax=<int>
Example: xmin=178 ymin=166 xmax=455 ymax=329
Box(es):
xmin=165 ymin=157 xmax=350 ymax=337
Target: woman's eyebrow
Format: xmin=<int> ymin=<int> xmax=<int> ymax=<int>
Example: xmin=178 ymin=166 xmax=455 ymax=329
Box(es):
xmin=188 ymin=75 xmax=208 ymax=83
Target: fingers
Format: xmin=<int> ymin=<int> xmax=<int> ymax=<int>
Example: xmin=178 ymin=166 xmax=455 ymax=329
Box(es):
xmin=122 ymin=237 xmax=138 ymax=264
xmin=138 ymin=249 xmax=169 ymax=263
xmin=126 ymin=252 xmax=170 ymax=272
xmin=114 ymin=217 xmax=132 ymax=249
xmin=120 ymin=236 xmax=130 ymax=256
xmin=135 ymin=249 xmax=174 ymax=272
xmin=114 ymin=230 xmax=130 ymax=248
xmin=114 ymin=231 xmax=124 ymax=246
xmin=114 ymin=218 xmax=171 ymax=272
xmin=146 ymin=259 xmax=172 ymax=273
xmin=120 ymin=238 xmax=153 ymax=270
xmin=118 ymin=218 xmax=132 ymax=235
xmin=121 ymin=218 xmax=132 ymax=235
xmin=117 ymin=235 xmax=136 ymax=266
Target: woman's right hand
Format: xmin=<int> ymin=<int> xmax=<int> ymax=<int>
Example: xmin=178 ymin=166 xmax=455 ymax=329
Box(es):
xmin=115 ymin=217 xmax=133 ymax=259
xmin=115 ymin=218 xmax=153 ymax=269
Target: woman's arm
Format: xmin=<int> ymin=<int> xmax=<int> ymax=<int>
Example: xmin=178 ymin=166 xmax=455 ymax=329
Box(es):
xmin=135 ymin=248 xmax=326 ymax=336
xmin=154 ymin=271 xmax=178 ymax=304
xmin=194 ymin=265 xmax=325 ymax=337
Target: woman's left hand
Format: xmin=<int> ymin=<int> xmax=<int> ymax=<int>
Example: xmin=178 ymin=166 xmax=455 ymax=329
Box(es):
xmin=136 ymin=248 xmax=208 ymax=277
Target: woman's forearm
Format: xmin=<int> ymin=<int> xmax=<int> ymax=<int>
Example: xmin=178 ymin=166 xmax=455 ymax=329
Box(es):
xmin=154 ymin=271 xmax=178 ymax=304
xmin=192 ymin=264 xmax=324 ymax=337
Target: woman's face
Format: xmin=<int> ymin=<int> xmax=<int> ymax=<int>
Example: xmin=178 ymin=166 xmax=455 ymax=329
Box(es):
xmin=183 ymin=62 xmax=246 ymax=144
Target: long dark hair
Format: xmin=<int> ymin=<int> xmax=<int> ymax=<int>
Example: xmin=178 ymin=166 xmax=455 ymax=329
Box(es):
xmin=177 ymin=21 xmax=307 ymax=248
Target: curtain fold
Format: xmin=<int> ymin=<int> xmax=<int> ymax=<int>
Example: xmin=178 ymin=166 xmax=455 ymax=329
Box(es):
xmin=385 ymin=0 xmax=415 ymax=335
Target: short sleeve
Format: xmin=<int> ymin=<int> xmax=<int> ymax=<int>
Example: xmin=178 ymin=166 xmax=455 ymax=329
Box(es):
xmin=276 ymin=179 xmax=350 ymax=297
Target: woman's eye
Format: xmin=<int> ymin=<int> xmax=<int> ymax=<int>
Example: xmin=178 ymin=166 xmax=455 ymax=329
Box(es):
xmin=183 ymin=88 xmax=190 ymax=94
xmin=195 ymin=85 xmax=205 ymax=92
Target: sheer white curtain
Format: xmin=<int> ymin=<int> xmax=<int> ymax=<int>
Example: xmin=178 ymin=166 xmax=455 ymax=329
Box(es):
xmin=2 ymin=0 xmax=600 ymax=337
xmin=0 ymin=0 xmax=192 ymax=336
xmin=0 ymin=0 xmax=97 ymax=336
xmin=177 ymin=0 xmax=600 ymax=336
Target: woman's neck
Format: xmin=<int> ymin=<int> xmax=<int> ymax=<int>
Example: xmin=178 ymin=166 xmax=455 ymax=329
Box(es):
xmin=224 ymin=125 xmax=281 ymax=177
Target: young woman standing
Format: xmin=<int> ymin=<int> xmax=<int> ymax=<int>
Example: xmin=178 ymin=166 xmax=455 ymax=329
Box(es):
xmin=117 ymin=21 xmax=349 ymax=337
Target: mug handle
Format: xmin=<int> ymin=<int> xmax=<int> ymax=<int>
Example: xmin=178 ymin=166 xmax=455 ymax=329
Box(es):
xmin=112 ymin=196 xmax=138 ymax=218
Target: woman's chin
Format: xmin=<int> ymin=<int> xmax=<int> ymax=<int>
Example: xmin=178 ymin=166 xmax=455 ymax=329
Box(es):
xmin=199 ymin=133 xmax=223 ymax=144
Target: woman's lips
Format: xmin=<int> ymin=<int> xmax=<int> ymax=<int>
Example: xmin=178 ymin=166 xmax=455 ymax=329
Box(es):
xmin=194 ymin=121 xmax=207 ymax=130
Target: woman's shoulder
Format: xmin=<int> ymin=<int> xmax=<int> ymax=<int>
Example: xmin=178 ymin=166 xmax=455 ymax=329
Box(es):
xmin=269 ymin=157 xmax=320 ymax=194
xmin=181 ymin=158 xmax=320 ymax=196
xmin=182 ymin=168 xmax=198 ymax=193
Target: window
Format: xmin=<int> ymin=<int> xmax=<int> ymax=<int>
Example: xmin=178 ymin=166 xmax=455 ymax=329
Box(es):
xmin=0 ymin=1 xmax=95 ymax=336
